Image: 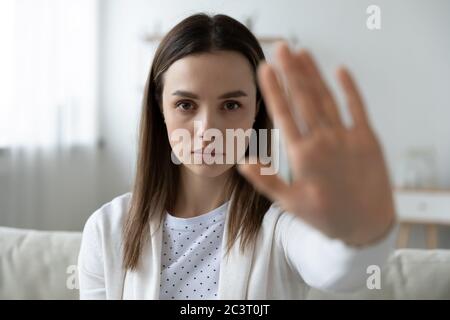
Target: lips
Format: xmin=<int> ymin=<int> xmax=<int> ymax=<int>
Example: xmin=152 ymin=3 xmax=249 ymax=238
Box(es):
xmin=191 ymin=150 xmax=225 ymax=156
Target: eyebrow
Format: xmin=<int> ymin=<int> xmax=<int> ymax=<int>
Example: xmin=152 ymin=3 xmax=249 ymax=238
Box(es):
xmin=172 ymin=90 xmax=248 ymax=99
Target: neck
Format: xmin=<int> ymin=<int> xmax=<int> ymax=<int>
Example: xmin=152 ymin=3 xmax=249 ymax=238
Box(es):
xmin=171 ymin=167 xmax=232 ymax=218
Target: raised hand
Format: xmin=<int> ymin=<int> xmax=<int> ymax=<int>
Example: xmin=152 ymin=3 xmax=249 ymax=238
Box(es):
xmin=238 ymin=43 xmax=396 ymax=246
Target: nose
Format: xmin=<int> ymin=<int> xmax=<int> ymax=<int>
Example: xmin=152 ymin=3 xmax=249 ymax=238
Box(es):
xmin=195 ymin=111 xmax=216 ymax=138
xmin=194 ymin=110 xmax=219 ymax=147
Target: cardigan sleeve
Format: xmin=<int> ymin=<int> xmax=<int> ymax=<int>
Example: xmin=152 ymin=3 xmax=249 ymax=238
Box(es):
xmin=77 ymin=211 xmax=107 ymax=299
xmin=279 ymin=211 xmax=398 ymax=293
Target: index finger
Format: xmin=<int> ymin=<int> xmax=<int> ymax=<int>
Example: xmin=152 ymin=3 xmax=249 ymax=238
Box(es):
xmin=257 ymin=62 xmax=302 ymax=146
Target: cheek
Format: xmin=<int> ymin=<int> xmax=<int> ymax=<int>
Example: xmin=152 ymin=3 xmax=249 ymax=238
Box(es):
xmin=166 ymin=122 xmax=192 ymax=147
xmin=166 ymin=123 xmax=192 ymax=165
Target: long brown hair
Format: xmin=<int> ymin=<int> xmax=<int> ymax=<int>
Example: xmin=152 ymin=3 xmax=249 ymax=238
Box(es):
xmin=123 ymin=13 xmax=273 ymax=270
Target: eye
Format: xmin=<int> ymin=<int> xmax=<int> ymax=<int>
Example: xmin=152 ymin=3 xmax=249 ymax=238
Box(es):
xmin=223 ymin=101 xmax=241 ymax=111
xmin=175 ymin=101 xmax=195 ymax=112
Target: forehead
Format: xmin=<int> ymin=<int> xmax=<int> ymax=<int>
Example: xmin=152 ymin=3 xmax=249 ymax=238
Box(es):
xmin=162 ymin=50 xmax=256 ymax=96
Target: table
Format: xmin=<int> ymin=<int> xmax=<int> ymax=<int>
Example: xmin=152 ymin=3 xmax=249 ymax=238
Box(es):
xmin=394 ymin=188 xmax=450 ymax=249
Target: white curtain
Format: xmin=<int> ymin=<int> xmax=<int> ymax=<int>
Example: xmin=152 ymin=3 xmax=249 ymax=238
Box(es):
xmin=0 ymin=0 xmax=100 ymax=231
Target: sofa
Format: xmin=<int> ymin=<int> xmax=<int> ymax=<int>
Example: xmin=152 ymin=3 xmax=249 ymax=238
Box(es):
xmin=1 ymin=226 xmax=449 ymax=299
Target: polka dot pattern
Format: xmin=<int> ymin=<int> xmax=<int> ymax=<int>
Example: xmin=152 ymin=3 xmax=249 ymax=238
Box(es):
xmin=158 ymin=201 xmax=228 ymax=300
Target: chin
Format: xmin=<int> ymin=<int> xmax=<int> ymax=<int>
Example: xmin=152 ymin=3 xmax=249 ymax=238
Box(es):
xmin=182 ymin=163 xmax=235 ymax=178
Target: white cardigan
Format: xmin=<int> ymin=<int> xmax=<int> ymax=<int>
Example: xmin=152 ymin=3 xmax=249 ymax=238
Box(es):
xmin=78 ymin=193 xmax=397 ymax=299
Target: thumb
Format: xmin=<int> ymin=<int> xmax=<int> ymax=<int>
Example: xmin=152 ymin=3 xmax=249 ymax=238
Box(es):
xmin=237 ymin=157 xmax=290 ymax=203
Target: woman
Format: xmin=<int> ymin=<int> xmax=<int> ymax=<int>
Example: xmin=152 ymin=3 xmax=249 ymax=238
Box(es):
xmin=78 ymin=13 xmax=397 ymax=299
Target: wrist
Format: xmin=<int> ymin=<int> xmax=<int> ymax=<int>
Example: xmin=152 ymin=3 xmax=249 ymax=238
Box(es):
xmin=343 ymin=212 xmax=397 ymax=248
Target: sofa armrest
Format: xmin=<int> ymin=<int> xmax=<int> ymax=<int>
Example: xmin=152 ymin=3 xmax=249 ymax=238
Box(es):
xmin=0 ymin=226 xmax=81 ymax=299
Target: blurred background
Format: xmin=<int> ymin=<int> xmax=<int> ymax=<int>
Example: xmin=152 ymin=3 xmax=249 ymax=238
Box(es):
xmin=1 ymin=0 xmax=450 ymax=249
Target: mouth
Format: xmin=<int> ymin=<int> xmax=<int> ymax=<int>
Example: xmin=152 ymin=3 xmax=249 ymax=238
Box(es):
xmin=191 ymin=150 xmax=225 ymax=156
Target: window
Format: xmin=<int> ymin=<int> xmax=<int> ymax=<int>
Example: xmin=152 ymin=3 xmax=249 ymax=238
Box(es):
xmin=0 ymin=0 xmax=99 ymax=149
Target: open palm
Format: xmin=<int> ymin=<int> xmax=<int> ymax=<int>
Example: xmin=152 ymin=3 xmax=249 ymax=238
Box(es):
xmin=238 ymin=43 xmax=396 ymax=246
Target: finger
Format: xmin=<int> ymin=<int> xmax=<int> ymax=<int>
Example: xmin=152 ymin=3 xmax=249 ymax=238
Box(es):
xmin=337 ymin=67 xmax=370 ymax=129
xmin=299 ymin=50 xmax=343 ymax=127
xmin=276 ymin=43 xmax=321 ymax=130
xmin=257 ymin=62 xmax=302 ymax=146
xmin=237 ymin=159 xmax=291 ymax=202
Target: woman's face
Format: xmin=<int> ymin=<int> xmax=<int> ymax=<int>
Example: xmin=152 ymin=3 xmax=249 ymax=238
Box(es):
xmin=161 ymin=50 xmax=258 ymax=178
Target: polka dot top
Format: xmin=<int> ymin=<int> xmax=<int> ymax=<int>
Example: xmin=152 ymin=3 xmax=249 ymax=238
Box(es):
xmin=159 ymin=201 xmax=228 ymax=300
